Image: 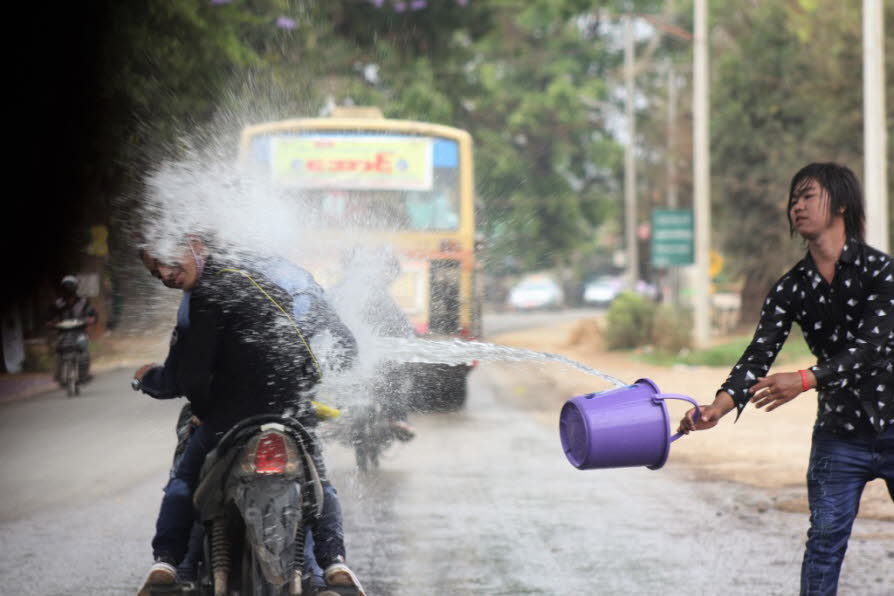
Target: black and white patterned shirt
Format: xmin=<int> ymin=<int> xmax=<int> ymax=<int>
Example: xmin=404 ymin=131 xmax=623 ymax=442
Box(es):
xmin=720 ymin=239 xmax=894 ymax=436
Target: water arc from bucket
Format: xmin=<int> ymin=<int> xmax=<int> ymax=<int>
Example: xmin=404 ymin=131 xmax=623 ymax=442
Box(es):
xmin=370 ymin=336 xmax=628 ymax=388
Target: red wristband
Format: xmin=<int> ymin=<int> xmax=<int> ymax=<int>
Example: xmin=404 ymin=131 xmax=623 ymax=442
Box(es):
xmin=799 ymin=369 xmax=810 ymax=392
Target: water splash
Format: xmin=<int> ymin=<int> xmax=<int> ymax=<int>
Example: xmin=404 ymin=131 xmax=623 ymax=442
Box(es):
xmin=371 ymin=336 xmax=627 ymax=388
xmin=132 ymin=112 xmax=627 ymax=407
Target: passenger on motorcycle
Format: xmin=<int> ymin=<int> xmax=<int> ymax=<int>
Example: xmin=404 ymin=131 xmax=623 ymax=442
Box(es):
xmin=46 ymin=275 xmax=97 ymax=384
xmin=135 ymin=237 xmax=365 ymax=596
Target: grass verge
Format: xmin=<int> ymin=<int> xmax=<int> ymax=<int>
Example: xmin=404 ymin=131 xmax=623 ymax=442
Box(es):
xmin=634 ymin=327 xmax=814 ymax=367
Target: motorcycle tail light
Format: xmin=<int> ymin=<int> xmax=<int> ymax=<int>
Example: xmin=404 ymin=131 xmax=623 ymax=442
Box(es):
xmin=458 ymin=327 xmax=477 ymax=341
xmin=241 ymin=430 xmax=299 ymax=475
xmin=255 ymin=432 xmax=288 ymax=474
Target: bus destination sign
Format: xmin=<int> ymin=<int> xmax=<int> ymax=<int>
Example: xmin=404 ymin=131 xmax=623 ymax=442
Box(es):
xmin=270 ymin=134 xmax=433 ymax=191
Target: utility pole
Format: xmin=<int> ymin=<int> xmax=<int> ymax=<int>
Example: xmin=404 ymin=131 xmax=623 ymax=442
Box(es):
xmin=666 ymin=64 xmax=681 ymax=305
xmin=624 ymin=15 xmax=638 ymax=292
xmin=692 ymin=0 xmax=711 ymax=347
xmin=666 ymin=65 xmax=679 ymax=210
xmin=863 ymin=0 xmax=888 ymax=252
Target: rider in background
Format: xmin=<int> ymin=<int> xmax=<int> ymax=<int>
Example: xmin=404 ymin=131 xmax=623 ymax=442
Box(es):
xmin=47 ymin=275 xmax=97 ymax=383
xmin=329 ymin=245 xmax=417 ymax=441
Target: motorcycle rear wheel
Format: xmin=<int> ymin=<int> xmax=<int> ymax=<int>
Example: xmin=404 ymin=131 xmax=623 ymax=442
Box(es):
xmin=63 ymin=361 xmax=77 ymax=398
xmin=354 ymin=442 xmax=380 ymax=473
xmin=240 ymin=539 xmax=292 ymax=596
xmin=353 ymin=413 xmax=383 ymax=473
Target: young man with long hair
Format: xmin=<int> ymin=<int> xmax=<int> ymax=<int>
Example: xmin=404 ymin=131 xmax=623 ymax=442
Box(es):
xmin=678 ymin=162 xmax=893 ymax=595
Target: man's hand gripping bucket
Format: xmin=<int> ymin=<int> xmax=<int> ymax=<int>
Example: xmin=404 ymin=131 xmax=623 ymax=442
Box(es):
xmin=559 ymin=378 xmax=700 ymax=471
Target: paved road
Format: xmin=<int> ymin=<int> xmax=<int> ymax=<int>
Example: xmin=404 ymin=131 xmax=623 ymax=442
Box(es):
xmin=1 ymin=366 xmax=892 ymax=595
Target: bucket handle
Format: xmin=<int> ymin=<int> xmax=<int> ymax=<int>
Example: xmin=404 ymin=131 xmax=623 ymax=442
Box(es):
xmin=653 ymin=393 xmax=701 ymax=443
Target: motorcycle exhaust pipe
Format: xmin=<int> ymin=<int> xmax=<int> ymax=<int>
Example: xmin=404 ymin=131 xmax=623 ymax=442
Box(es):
xmin=290 ymin=569 xmax=303 ymax=595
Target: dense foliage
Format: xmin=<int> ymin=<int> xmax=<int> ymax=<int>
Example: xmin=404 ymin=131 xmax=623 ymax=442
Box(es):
xmin=669 ymin=0 xmax=892 ymax=320
xmin=9 ymin=0 xmax=892 ymax=320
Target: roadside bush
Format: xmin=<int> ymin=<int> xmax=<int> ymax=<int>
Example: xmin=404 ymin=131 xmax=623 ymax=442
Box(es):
xmin=603 ymin=292 xmax=656 ymax=349
xmin=651 ymin=304 xmax=693 ymax=353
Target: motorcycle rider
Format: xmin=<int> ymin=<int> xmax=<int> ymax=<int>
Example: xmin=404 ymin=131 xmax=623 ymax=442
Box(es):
xmin=47 ymin=275 xmax=97 ymax=383
xmin=329 ymin=246 xmax=417 ymax=441
xmin=135 ymin=245 xmax=350 ymax=587
xmin=136 ymin=236 xmax=365 ymax=596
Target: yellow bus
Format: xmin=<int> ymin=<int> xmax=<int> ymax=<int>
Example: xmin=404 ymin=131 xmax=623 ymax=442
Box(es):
xmin=238 ymin=107 xmax=480 ymax=409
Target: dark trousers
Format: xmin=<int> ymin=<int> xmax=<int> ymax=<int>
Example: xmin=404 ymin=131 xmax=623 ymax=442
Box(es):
xmin=800 ymin=427 xmax=894 ymax=595
xmin=152 ymin=423 xmax=346 ymax=569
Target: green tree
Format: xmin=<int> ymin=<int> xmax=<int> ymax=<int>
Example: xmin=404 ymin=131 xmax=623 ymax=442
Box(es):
xmin=631 ymin=0 xmax=893 ymax=323
xmin=709 ymin=0 xmax=892 ymax=320
xmin=8 ymin=1 xmax=294 ymax=310
xmin=258 ymin=1 xmax=651 ymax=279
xmin=460 ymin=2 xmax=628 ymax=272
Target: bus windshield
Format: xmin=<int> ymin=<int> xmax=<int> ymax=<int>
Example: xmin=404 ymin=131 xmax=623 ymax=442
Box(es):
xmin=247 ymin=131 xmax=461 ymax=231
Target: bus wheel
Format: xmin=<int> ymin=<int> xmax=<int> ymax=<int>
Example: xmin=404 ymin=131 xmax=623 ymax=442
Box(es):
xmin=408 ymin=363 xmax=469 ymax=412
xmin=434 ymin=366 xmax=468 ymax=411
xmin=440 ymin=382 xmax=467 ymax=411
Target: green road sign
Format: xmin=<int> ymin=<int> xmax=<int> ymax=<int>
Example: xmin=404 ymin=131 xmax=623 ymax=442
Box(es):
xmin=651 ymin=209 xmax=694 ymax=267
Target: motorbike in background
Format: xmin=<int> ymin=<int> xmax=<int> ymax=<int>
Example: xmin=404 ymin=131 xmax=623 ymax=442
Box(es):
xmin=348 ymin=401 xmax=394 ymax=473
xmin=335 ymin=372 xmax=416 ymax=473
xmin=54 ymin=318 xmax=88 ymax=397
xmin=151 ymin=413 xmax=358 ymax=596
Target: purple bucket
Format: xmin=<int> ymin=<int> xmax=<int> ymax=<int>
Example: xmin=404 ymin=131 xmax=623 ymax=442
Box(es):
xmin=559 ymin=378 xmax=699 ymax=471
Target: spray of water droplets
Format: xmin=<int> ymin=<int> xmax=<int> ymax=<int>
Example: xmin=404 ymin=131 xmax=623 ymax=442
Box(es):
xmin=134 ymin=125 xmax=626 ymax=418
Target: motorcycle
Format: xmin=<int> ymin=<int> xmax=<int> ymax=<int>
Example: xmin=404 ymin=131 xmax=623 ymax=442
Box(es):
xmin=150 ymin=413 xmax=358 ymax=596
xmin=336 ymin=371 xmax=416 ymax=473
xmin=54 ymin=318 xmax=88 ymax=397
xmin=348 ymin=401 xmax=394 ymax=473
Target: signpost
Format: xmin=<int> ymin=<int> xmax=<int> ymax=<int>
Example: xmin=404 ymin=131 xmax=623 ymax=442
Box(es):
xmin=651 ymin=209 xmax=694 ymax=267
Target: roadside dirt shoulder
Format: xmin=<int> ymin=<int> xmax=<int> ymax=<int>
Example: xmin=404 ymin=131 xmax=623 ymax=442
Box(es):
xmin=488 ymin=317 xmax=893 ymax=522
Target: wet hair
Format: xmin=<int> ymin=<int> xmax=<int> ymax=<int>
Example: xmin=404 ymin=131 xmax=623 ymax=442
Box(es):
xmin=787 ymin=162 xmax=865 ymax=242
xmin=136 ymin=231 xmax=217 ymax=262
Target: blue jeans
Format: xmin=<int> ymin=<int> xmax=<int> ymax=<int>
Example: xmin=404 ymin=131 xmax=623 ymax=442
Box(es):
xmin=801 ymin=427 xmax=894 ymax=595
xmin=153 ymin=423 xmax=346 ymax=570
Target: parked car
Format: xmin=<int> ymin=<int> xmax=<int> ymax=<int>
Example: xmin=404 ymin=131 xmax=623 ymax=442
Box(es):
xmin=633 ymin=279 xmax=660 ymax=301
xmin=581 ymin=275 xmax=624 ymax=306
xmin=582 ymin=276 xmax=660 ymax=306
xmin=507 ymin=276 xmax=565 ymax=310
